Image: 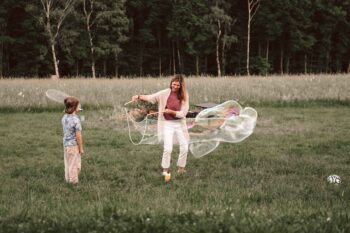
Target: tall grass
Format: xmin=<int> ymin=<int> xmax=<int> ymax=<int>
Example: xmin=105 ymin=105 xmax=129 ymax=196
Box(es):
xmin=1 ymin=74 xmax=349 ymax=110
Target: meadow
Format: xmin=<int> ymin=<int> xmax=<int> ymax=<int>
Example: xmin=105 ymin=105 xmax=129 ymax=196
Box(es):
xmin=0 ymin=75 xmax=350 ymax=232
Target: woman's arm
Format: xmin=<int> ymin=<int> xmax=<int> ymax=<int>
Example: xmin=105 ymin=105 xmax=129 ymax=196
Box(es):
xmin=174 ymin=95 xmax=190 ymax=118
xmin=132 ymin=90 xmax=165 ymax=104
xmin=132 ymin=95 xmax=145 ymax=102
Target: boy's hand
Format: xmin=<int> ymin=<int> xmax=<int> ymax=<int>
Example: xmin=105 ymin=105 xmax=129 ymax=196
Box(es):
xmin=79 ymin=149 xmax=84 ymax=155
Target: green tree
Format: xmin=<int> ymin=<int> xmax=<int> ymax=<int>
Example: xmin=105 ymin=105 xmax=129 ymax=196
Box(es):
xmin=0 ymin=0 xmax=15 ymax=77
xmin=26 ymin=0 xmax=74 ymax=78
xmin=205 ymin=1 xmax=233 ymax=77
xmin=93 ymin=0 xmax=128 ymax=77
xmin=58 ymin=8 xmax=88 ymax=77
xmin=246 ymin=0 xmax=260 ymax=76
xmin=168 ymin=0 xmax=212 ymax=75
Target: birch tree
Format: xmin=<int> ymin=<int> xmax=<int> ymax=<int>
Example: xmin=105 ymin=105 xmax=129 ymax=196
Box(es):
xmin=82 ymin=0 xmax=97 ymax=78
xmin=27 ymin=0 xmax=74 ymax=78
xmin=206 ymin=4 xmax=232 ymax=77
xmin=247 ymin=0 xmax=260 ymax=76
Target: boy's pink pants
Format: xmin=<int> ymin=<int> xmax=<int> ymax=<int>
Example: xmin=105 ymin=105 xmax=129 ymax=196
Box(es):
xmin=64 ymin=145 xmax=81 ymax=184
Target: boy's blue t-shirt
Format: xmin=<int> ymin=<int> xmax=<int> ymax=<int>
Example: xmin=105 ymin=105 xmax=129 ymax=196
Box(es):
xmin=62 ymin=114 xmax=82 ymax=147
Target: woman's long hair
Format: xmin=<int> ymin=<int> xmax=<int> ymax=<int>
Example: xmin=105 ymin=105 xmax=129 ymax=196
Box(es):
xmin=170 ymin=74 xmax=187 ymax=102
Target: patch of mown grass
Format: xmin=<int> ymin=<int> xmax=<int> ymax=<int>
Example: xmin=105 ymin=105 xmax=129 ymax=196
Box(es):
xmin=0 ymin=106 xmax=349 ymax=232
xmin=1 ymin=208 xmax=349 ymax=233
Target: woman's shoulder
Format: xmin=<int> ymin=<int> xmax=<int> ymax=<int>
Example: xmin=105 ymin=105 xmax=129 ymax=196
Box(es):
xmin=160 ymin=88 xmax=171 ymax=94
xmin=153 ymin=88 xmax=170 ymax=96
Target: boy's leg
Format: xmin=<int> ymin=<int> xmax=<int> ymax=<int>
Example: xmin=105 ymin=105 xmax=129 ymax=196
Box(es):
xmin=161 ymin=122 xmax=175 ymax=170
xmin=64 ymin=148 xmax=69 ymax=182
xmin=66 ymin=146 xmax=80 ymax=184
xmin=76 ymin=154 xmax=81 ymax=175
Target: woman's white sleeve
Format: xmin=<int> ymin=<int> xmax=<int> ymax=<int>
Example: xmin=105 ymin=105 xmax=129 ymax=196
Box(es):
xmin=144 ymin=90 xmax=162 ymax=104
xmin=175 ymin=97 xmax=189 ymax=118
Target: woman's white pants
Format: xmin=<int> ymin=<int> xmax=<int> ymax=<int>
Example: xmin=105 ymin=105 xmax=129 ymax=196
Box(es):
xmin=162 ymin=121 xmax=188 ymax=169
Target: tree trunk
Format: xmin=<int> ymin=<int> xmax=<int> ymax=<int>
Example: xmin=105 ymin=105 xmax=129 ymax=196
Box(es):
xmin=76 ymin=59 xmax=79 ymax=76
xmin=139 ymin=44 xmax=144 ymax=76
xmin=0 ymin=43 xmax=3 ymax=77
xmin=176 ymin=38 xmax=182 ymax=73
xmin=265 ymin=40 xmax=269 ymax=76
xmin=216 ymin=20 xmax=222 ymax=77
xmin=91 ymin=58 xmax=96 ymax=79
xmin=265 ymin=40 xmax=269 ymax=61
xmin=304 ymin=54 xmax=307 ymax=74
xmin=46 ymin=18 xmax=60 ymax=78
xmin=158 ymin=33 xmax=162 ymax=77
xmin=286 ymin=56 xmax=290 ymax=74
xmin=204 ymin=56 xmax=208 ymax=74
xmin=103 ymin=59 xmax=107 ymax=77
xmin=51 ymin=43 xmax=60 ymax=78
xmin=238 ymin=55 xmax=241 ymax=75
xmin=86 ymin=20 xmax=96 ymax=78
xmin=172 ymin=40 xmax=176 ymax=75
xmin=41 ymin=0 xmax=74 ymax=79
xmin=87 ymin=30 xmax=96 ymax=78
xmin=6 ymin=44 xmax=9 ymax=75
xmin=247 ymin=0 xmax=260 ymax=76
xmin=326 ymin=50 xmax=330 ymax=73
xmin=195 ymin=54 xmax=199 ymax=76
xmin=221 ymin=33 xmax=226 ymax=76
xmin=83 ymin=0 xmax=96 ymax=78
xmin=115 ymin=54 xmax=119 ymax=78
xmin=169 ymin=54 xmax=172 ymax=76
xmin=159 ymin=55 xmax=162 ymax=77
xmin=280 ymin=46 xmax=284 ymax=75
xmin=246 ymin=1 xmax=251 ymax=76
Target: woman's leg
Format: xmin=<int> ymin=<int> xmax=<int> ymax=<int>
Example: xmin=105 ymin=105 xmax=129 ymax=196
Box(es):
xmin=161 ymin=122 xmax=175 ymax=171
xmin=174 ymin=124 xmax=189 ymax=170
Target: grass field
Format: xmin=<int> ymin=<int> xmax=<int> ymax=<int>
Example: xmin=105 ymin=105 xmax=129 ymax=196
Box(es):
xmin=0 ymin=76 xmax=350 ymax=232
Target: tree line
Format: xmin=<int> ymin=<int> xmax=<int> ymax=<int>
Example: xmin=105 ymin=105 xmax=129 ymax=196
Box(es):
xmin=0 ymin=0 xmax=349 ymax=78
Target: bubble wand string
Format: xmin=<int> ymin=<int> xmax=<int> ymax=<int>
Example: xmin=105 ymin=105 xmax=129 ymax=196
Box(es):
xmin=124 ymin=100 xmax=160 ymax=145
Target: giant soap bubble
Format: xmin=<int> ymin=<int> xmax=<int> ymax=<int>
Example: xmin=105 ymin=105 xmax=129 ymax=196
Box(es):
xmin=125 ymin=100 xmax=257 ymax=158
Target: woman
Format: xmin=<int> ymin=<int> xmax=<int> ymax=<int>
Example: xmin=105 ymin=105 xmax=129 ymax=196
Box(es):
xmin=131 ymin=74 xmax=189 ymax=175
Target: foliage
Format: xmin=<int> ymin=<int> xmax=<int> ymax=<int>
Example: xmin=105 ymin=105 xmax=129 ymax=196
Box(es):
xmin=250 ymin=56 xmax=271 ymax=75
xmin=0 ymin=0 xmax=349 ymax=77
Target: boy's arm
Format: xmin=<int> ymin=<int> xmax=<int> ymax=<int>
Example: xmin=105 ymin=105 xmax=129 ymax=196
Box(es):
xmin=76 ymin=131 xmax=84 ymax=155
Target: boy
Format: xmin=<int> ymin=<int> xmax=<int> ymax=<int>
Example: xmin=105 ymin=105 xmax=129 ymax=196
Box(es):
xmin=62 ymin=96 xmax=84 ymax=184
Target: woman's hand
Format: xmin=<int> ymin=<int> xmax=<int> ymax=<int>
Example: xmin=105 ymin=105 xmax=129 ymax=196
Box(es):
xmin=164 ymin=109 xmax=176 ymax=116
xmin=132 ymin=95 xmax=139 ymax=102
